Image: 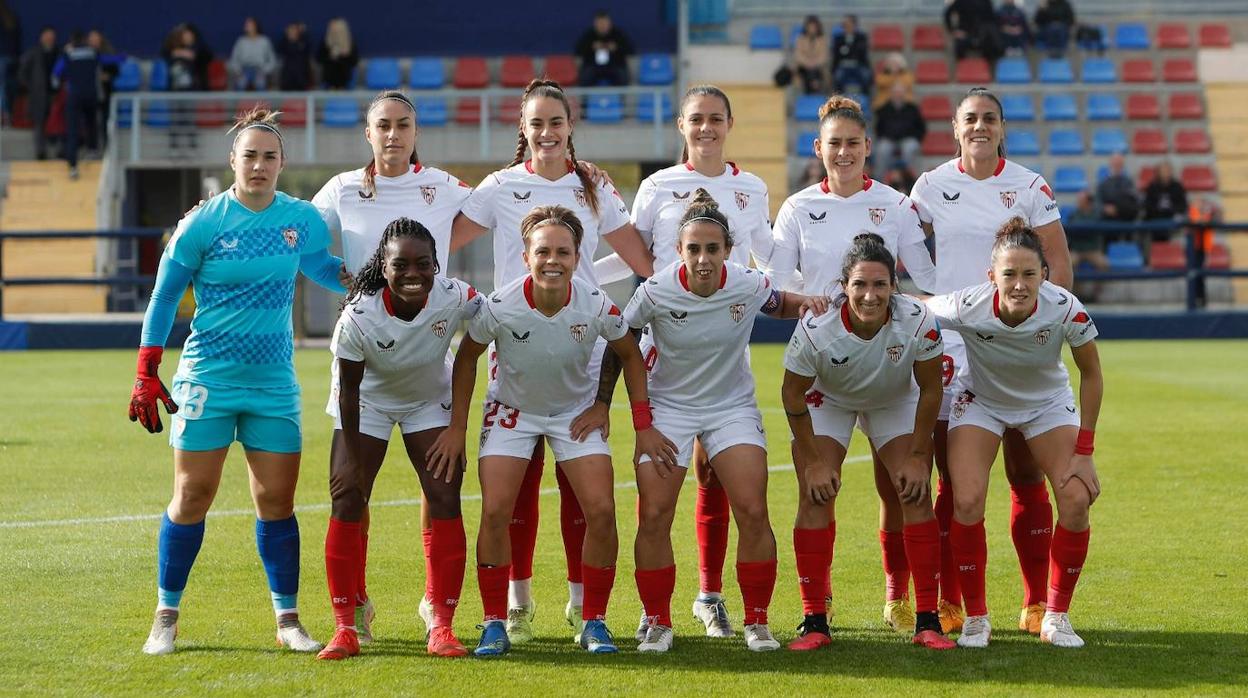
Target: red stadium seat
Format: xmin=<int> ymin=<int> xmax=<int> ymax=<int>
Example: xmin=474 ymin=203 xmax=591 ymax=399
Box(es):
xmin=1163 ymin=58 xmax=1197 ymax=82
xmin=1126 ymin=94 xmax=1160 ymax=120
xmin=278 ymin=98 xmax=308 ymax=127
xmin=1168 ymin=93 xmax=1204 ymax=120
xmin=1132 ymin=128 xmax=1168 ymax=154
xmin=454 ymin=97 xmax=483 ymax=125
xmin=494 ymin=95 xmax=523 ymax=123
xmin=1206 ymin=243 xmax=1230 ymax=269
xmin=10 ymin=95 xmax=31 ymax=128
xmin=1136 ymin=166 xmax=1156 ymax=191
xmin=920 ymin=95 xmax=953 ymax=121
xmin=916 ymin=59 xmax=950 ymax=84
xmin=921 ymin=131 xmax=956 ymax=156
xmin=207 ymin=60 xmax=228 ymax=91
xmin=1122 ymin=59 xmax=1156 ymax=83
xmin=1175 ymin=128 xmax=1211 ymax=153
xmin=954 ymin=58 xmax=991 ymax=83
xmin=194 ymin=100 xmax=230 ymax=127
xmin=500 ymin=55 xmax=535 ymax=88
xmin=452 ymin=57 xmax=489 ymax=88
xmin=912 ymin=24 xmax=946 ymax=51
xmin=542 ymin=55 xmax=577 ymax=85
xmin=1149 ymin=241 xmax=1186 ymax=270
xmin=871 ymin=24 xmax=905 ymax=51
xmin=1199 ymin=24 xmax=1232 ymax=48
xmin=1181 ymin=165 xmax=1217 ymax=192
xmin=1156 ymin=23 xmax=1192 ymax=49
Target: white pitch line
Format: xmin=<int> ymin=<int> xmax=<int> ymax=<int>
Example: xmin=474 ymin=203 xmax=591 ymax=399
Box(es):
xmin=0 ymin=456 xmax=872 ymax=530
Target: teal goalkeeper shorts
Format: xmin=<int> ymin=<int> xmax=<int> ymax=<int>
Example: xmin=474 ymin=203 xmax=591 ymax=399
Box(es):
xmin=168 ymin=380 xmax=303 ymax=453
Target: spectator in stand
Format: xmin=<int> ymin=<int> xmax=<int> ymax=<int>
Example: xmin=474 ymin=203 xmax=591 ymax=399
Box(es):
xmin=276 ymin=22 xmax=311 ymax=91
xmin=944 ymin=0 xmax=1002 ymax=62
xmin=1066 ymin=190 xmax=1110 ymax=301
xmin=831 ymin=14 xmax=872 ymax=93
xmin=996 ymin=0 xmax=1032 ymax=54
xmin=1187 ymin=197 xmax=1221 ymax=307
xmin=1095 ymin=153 xmax=1139 ymax=224
xmin=17 ymin=26 xmax=56 ymax=160
xmin=53 ymin=30 xmax=120 ymax=178
xmin=162 ymin=23 xmax=212 ymax=152
xmin=872 ymin=52 xmax=913 ymax=111
xmin=1034 ymin=0 xmax=1075 ymax=57
xmin=0 ymin=0 xmax=19 ymax=125
xmin=874 ymin=83 xmax=926 ymax=171
xmin=575 ymin=10 xmax=633 ymax=87
xmin=228 ymin=17 xmax=276 ymax=91
xmin=1143 ymin=162 xmax=1189 ymax=242
xmin=317 ymin=17 xmax=358 ymax=90
xmin=792 ymin=15 xmax=829 ymax=95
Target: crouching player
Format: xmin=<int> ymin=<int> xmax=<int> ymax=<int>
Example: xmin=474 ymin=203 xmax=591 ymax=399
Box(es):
xmin=926 ymin=218 xmax=1102 ymax=648
xmin=781 ymin=233 xmax=954 ymax=651
xmin=428 ymin=205 xmax=674 ymax=656
xmin=319 ymin=218 xmax=483 ymax=660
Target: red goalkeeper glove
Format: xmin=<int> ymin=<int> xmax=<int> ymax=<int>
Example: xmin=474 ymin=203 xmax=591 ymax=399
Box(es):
xmin=129 ymin=346 xmax=178 ymax=433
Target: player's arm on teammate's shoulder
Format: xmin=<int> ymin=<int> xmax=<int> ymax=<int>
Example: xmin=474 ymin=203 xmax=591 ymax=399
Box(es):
xmin=602 ymin=222 xmax=656 ymax=278
xmin=448 ymin=211 xmax=490 ymax=253
xmin=1036 ymin=219 xmax=1073 ymax=289
xmin=768 ymin=284 xmax=830 ymax=320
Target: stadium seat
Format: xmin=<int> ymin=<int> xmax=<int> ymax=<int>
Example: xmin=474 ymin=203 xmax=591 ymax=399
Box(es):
xmin=1168 ymin=92 xmax=1204 ymax=120
xmin=414 ymin=97 xmax=448 ymax=126
xmin=1136 ymin=165 xmax=1156 ymax=189
xmin=1038 ymin=58 xmax=1074 ymax=84
xmin=143 ymin=100 xmax=172 ymax=127
xmin=1081 ymin=58 xmax=1117 ymax=83
xmin=871 ymin=24 xmax=905 ymax=51
xmin=452 ymin=57 xmax=489 ymax=88
xmin=454 ymin=97 xmax=482 ymax=125
xmin=749 ymin=24 xmax=784 ymax=50
xmin=954 ymin=58 xmax=991 ymax=83
xmin=1002 ymin=94 xmax=1035 ymax=122
xmin=1122 ymin=59 xmax=1156 ymax=82
xmin=1107 ymin=241 xmax=1145 ymax=270
xmin=1053 ymin=166 xmax=1089 ymax=193
xmin=795 ymin=94 xmax=824 ymax=122
xmin=1114 ymin=23 xmax=1150 ymax=50
xmin=912 ymin=24 xmax=946 ymax=51
xmin=408 ymin=58 xmax=444 ymax=89
xmin=921 ymin=131 xmax=957 ymax=156
xmin=919 ymin=95 xmax=952 ymax=121
xmin=1092 ymin=128 xmax=1129 ymax=155
xmin=1126 ymin=93 xmax=1161 ymax=120
xmin=585 ymin=94 xmax=623 ymax=123
xmin=1149 ymin=241 xmax=1186 ymax=270
xmin=1096 ymin=164 xmax=1111 ymax=183
xmin=365 ymin=58 xmax=402 ymax=89
xmin=1163 ymin=58 xmax=1197 ymax=82
xmin=1199 ymin=23 xmax=1232 ymax=48
xmin=1007 ymin=130 xmax=1040 ymax=156
xmin=323 ymin=99 xmax=360 ymax=127
xmin=1175 ymin=128 xmax=1211 ymax=153
xmin=494 ymin=95 xmax=523 ymax=124
xmin=277 ymin=98 xmax=308 ymax=127
xmin=542 ymin=55 xmax=577 ymax=85
xmin=148 ymin=60 xmax=169 ymax=91
xmin=638 ymin=54 xmax=675 ymax=86
xmin=207 ymin=60 xmax=228 ymax=91
xmin=1048 ymin=129 xmax=1084 ymax=156
xmin=795 ymin=130 xmax=818 ymax=157
xmin=1076 ymin=23 xmax=1108 ymax=52
xmin=500 ymin=55 xmax=535 ymax=88
xmin=1059 ymin=204 xmax=1075 ymax=222
xmin=115 ymin=99 xmax=132 ymax=128
xmin=1206 ymin=243 xmax=1231 ymax=269
xmin=916 ymin=59 xmax=950 ymax=84
xmin=193 ymin=100 xmax=230 ymax=128
xmin=1180 ymin=165 xmax=1217 ymax=192
xmin=113 ymin=60 xmax=142 ymax=92
xmin=995 ymin=57 xmax=1031 ymax=84
xmin=1087 ymin=94 xmax=1122 ymax=121
xmin=1157 ymin=23 xmax=1192 ymax=49
xmin=1132 ymin=128 xmax=1168 ymax=154
xmin=637 ymin=92 xmax=673 ymax=122
xmin=1043 ymin=93 xmax=1078 ymax=121
xmin=847 ymin=92 xmax=871 ymax=122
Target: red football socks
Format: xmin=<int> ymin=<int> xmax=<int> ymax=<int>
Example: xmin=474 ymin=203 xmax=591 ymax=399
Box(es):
xmin=325 ymin=518 xmax=361 ymax=629
xmin=430 ymin=517 xmax=466 ymax=626
xmin=635 ymin=565 xmax=676 ymax=627
xmin=880 ymin=528 xmax=910 ymax=602
xmin=736 ymin=559 xmax=777 ymax=626
xmin=793 ymin=527 xmax=832 ymax=615
xmin=934 ymin=478 xmax=962 ymax=605
xmin=950 ymin=518 xmax=988 ymax=616
xmin=421 ymin=525 xmax=434 ymax=599
xmin=356 ymin=530 xmax=370 ymax=605
xmin=508 ymin=449 xmax=543 ymax=581
xmin=695 ymin=484 xmax=730 ymax=594
xmin=478 ymin=564 xmax=511 ymax=622
xmin=1047 ymin=524 xmax=1090 ymax=613
xmin=903 ymin=518 xmax=942 ymax=614
xmin=556 ymin=466 xmax=585 ymax=584
xmin=581 ymin=564 xmax=616 ymax=621
xmin=825 ymin=521 xmax=837 ymax=599
xmin=1011 ymin=482 xmax=1054 ymax=607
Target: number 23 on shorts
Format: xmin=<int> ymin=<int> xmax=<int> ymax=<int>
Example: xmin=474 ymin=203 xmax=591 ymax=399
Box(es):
xmin=174 ymin=383 xmax=210 ymax=419
xmin=482 ymin=400 xmax=519 ymax=429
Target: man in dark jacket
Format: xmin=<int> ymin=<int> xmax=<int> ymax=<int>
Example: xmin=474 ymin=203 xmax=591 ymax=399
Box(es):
xmin=831 ymin=14 xmax=871 ymax=93
xmin=874 ymin=83 xmax=926 ymax=169
xmin=1096 ymin=153 xmax=1139 ymax=223
xmin=575 ymin=10 xmax=633 ymax=86
xmin=17 ymin=26 xmax=56 ymax=160
xmin=53 ymin=30 xmax=120 ymax=178
xmin=944 ymin=0 xmax=1001 ymax=61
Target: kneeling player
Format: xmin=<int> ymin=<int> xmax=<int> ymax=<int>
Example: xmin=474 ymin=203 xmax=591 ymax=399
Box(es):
xmin=781 ymin=233 xmax=954 ymax=651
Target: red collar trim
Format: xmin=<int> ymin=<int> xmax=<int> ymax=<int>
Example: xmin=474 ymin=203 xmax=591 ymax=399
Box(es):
xmin=411 ymin=162 xmax=423 ymax=175
xmin=382 ymin=287 xmax=396 ymax=316
xmin=958 ymin=157 xmax=1007 ymax=176
xmin=523 ymin=159 xmax=575 ymax=175
xmin=523 ymin=275 xmax=572 ymax=309
xmin=992 ymin=289 xmax=1037 ymax=318
xmin=683 ymin=161 xmax=739 ymax=176
xmin=840 ymin=301 xmax=853 ymax=331
xmin=677 ymin=264 xmax=728 ymax=292
xmin=820 ymin=174 xmax=871 ymax=195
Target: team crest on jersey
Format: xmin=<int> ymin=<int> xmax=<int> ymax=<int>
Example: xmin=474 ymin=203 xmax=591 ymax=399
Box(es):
xmin=420 ymin=185 xmax=437 ymax=205
xmin=573 ymin=188 xmax=587 ymax=208
xmin=282 ymin=228 xmax=299 ymax=247
xmin=735 ymin=191 xmax=749 ymax=211
xmin=431 ymin=319 xmax=448 ymax=338
xmin=887 ymin=344 xmax=904 ymax=364
xmin=729 ymin=303 xmax=746 ymax=323
xmin=1000 ymin=191 xmax=1017 ymax=209
xmin=569 ymin=323 xmax=589 ymax=342
xmin=1034 ymin=328 xmax=1051 ymax=345
xmin=868 ymin=208 xmax=886 ymax=226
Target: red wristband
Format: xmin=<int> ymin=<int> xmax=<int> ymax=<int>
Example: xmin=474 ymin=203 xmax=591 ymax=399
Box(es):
xmin=630 ymin=400 xmax=653 ymax=432
xmin=136 ymin=345 xmax=164 ymax=377
xmin=1074 ymin=428 xmax=1095 ymax=455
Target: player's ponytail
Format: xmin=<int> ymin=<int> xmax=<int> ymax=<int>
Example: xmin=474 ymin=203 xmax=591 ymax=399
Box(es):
xmin=839 ymin=232 xmax=897 ymax=287
xmin=676 ymin=187 xmax=732 ymax=248
xmin=817 ymin=94 xmax=867 ymax=131
xmin=361 ymin=90 xmax=420 ymax=198
xmin=678 ymin=84 xmax=733 ymax=164
xmin=344 ymin=217 xmax=439 ymax=307
xmin=510 ymin=79 xmax=600 ymax=218
xmin=229 ymin=106 xmax=284 ymax=156
xmin=991 ymin=216 xmax=1047 ymax=270
xmin=520 ymin=204 xmax=585 ymax=249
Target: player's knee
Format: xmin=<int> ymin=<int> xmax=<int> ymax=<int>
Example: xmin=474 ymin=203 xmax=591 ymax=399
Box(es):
xmin=636 ymin=502 xmax=673 ymax=537
xmin=171 ymin=480 xmax=215 ymax=519
xmin=1054 ymin=483 xmax=1091 ymax=522
xmin=579 ymin=497 xmax=617 ymax=533
xmin=423 ymin=483 xmax=462 ymax=519
xmin=953 ymin=491 xmax=986 ymax=523
xmin=732 ymin=498 xmax=770 ymax=535
xmin=330 ymin=486 xmax=366 ymax=521
xmin=479 ymin=502 xmax=512 ymax=533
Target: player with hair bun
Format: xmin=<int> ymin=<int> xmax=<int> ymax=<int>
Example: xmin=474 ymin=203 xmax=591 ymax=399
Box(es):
xmin=781 ymin=233 xmax=953 ymax=652
xmin=317 ymin=218 xmax=483 ymax=660
xmin=131 ymin=107 xmax=345 ymax=655
xmin=449 ymin=78 xmax=655 ymax=643
xmin=925 ymin=218 xmax=1102 ymax=649
xmin=429 ymin=205 xmax=673 ymax=656
xmin=769 ymin=94 xmax=939 ymax=635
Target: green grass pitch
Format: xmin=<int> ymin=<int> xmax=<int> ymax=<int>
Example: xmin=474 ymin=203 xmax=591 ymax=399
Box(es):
xmin=1 ymin=340 xmax=1246 ymax=696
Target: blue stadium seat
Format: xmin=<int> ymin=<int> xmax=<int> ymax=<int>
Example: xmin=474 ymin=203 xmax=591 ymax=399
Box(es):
xmin=408 ymin=58 xmax=445 ymax=89
xmin=795 ymin=130 xmax=818 ymax=157
xmin=1096 ymin=164 xmax=1111 ymax=182
xmin=1081 ymin=58 xmax=1117 ymax=84
xmin=113 ymin=60 xmax=142 ymax=92
xmin=1038 ymin=58 xmax=1074 ymax=84
xmin=846 ymin=92 xmax=871 ymax=122
xmin=750 ymin=24 xmax=784 ymax=50
xmin=414 ymin=97 xmax=448 ymax=126
xmin=116 ymin=99 xmax=134 ymax=127
xmin=585 ymin=94 xmax=623 ymax=123
xmin=143 ymin=100 xmax=172 ymax=127
xmin=364 ymin=59 xmax=401 ymax=89
xmin=1053 ymin=166 xmax=1089 ymax=193
xmin=1048 ymin=129 xmax=1085 ymax=155
xmin=1114 ymin=23 xmax=1150 ymax=50
xmin=638 ymin=54 xmax=674 ymax=86
xmin=323 ymin=99 xmax=361 ymax=127
xmin=1107 ymin=241 xmax=1145 ymax=269
xmin=1059 ymin=204 xmax=1076 ymax=221
xmin=995 ymin=57 xmax=1031 ymax=84
xmin=1006 ymin=130 xmax=1040 ymax=156
xmin=636 ymin=92 xmax=673 ymax=122
xmin=795 ymin=94 xmax=824 ymax=122
xmin=1092 ymin=127 xmax=1128 ymax=155
xmin=1042 ymin=94 xmax=1078 ymax=121
xmin=1002 ymin=94 xmax=1035 ymax=122
xmin=689 ymin=0 xmax=730 ymax=24
xmin=1087 ymin=94 xmax=1123 ymax=121
xmin=148 ymin=60 xmax=169 ymax=91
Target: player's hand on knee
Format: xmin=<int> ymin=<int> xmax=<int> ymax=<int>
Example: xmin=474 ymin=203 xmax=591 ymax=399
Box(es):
xmin=128 ymin=346 xmax=178 ymax=434
xmin=805 ymin=460 xmax=840 ymax=505
xmin=635 ymin=428 xmax=679 ymax=476
xmin=570 ymin=400 xmax=610 ymax=441
xmin=426 ymin=427 xmax=467 ymax=483
xmin=1059 ymin=454 xmax=1101 ymax=505
xmin=894 ymin=454 xmax=931 ymax=505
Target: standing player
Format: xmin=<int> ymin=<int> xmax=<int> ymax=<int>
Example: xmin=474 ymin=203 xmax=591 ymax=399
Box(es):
xmin=595 ymin=85 xmax=775 ymax=638
xmin=769 ymin=95 xmax=938 ymax=633
xmin=130 ymin=108 xmax=346 ymax=655
xmin=926 ymin=219 xmax=1101 ymax=648
xmin=429 ymin=206 xmax=674 ymax=656
xmin=448 ymin=78 xmax=654 ymax=642
xmin=317 ymin=219 xmax=482 ymax=661
xmin=910 ymin=87 xmax=1074 ymax=635
xmin=312 ymin=90 xmax=473 ymax=645
xmin=780 ymin=233 xmax=953 ymax=651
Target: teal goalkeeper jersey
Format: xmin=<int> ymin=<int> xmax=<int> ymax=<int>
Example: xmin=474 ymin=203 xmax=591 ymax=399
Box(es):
xmin=166 ymin=189 xmax=333 ymax=390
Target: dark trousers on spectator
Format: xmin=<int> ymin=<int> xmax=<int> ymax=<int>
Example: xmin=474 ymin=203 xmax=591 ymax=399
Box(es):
xmin=577 ymin=63 xmax=628 ymax=87
xmin=65 ymin=95 xmax=99 ymax=168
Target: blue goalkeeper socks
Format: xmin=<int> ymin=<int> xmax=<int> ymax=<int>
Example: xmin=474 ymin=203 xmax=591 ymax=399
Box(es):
xmin=157 ymin=512 xmax=205 ymax=611
xmin=255 ymin=515 xmax=300 ymax=616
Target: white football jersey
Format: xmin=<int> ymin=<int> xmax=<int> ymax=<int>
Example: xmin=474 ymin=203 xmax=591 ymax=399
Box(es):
xmin=632 ymin=162 xmax=773 ymax=271
xmin=770 ymin=177 xmax=930 ymax=297
xmin=331 ymin=277 xmax=482 ymax=413
xmin=926 ymin=281 xmax=1097 ymax=410
xmin=911 ymin=158 xmax=1062 ymax=294
xmin=459 ymin=161 xmax=632 ymax=291
xmin=468 ymin=276 xmax=628 ymax=416
xmin=784 ymin=294 xmax=943 ymax=410
xmin=624 ymin=261 xmax=781 ymax=415
xmin=312 ymin=163 xmax=472 ymax=275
